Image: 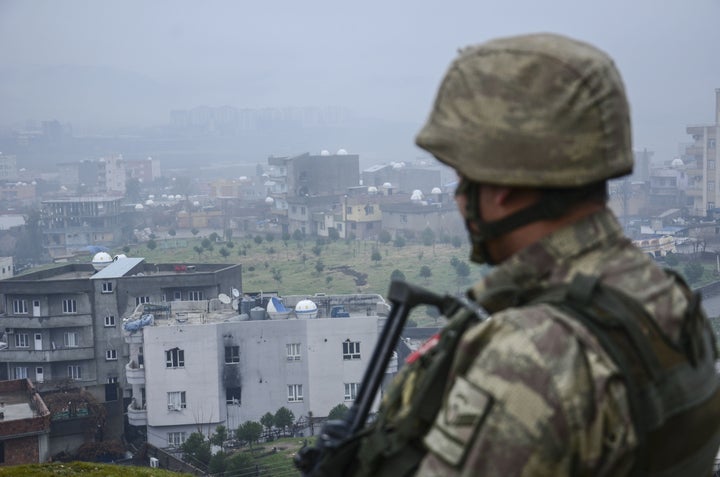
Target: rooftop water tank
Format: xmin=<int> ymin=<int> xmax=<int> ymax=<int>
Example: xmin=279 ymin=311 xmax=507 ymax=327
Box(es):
xmin=294 ymin=299 xmax=318 ymax=319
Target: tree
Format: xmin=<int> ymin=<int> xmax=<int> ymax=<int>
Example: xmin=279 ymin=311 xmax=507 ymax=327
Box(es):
xmin=292 ymin=229 xmax=304 ymax=242
xmin=455 ymin=261 xmax=471 ymax=281
xmin=236 ymin=420 xmax=263 ymax=448
xmin=219 ymin=247 xmax=230 ymax=259
xmin=371 ymin=248 xmax=382 ymax=265
xmin=260 ymin=412 xmax=275 ymax=433
xmin=422 ymin=227 xmax=436 ymax=246
xmin=393 ymin=236 xmax=406 ymax=248
xmin=180 ymin=431 xmax=211 ymax=466
xmin=328 ymin=403 xmax=349 ymax=420
xmin=208 ymin=451 xmax=228 ymax=475
xmin=390 ymin=269 xmax=406 ymax=282
xmin=419 ymin=265 xmax=433 ymax=282
xmin=664 ymin=252 xmax=679 ymax=266
xmin=191 ymin=228 xmax=199 ymax=236
xmin=315 ymin=260 xmax=325 ymax=274
xmin=378 ymin=230 xmax=392 ymax=244
xmin=684 ymin=261 xmax=704 ymax=284
xmin=265 ymin=232 xmax=275 ymax=242
xmin=271 ymin=267 xmax=282 ymax=283
xmin=146 ymin=239 xmax=157 ymax=251
xmin=193 ymin=245 xmax=203 ymax=260
xmin=312 ymin=244 xmax=322 ymax=256
xmin=201 ymin=238 xmax=212 ymax=249
xmin=254 ymin=235 xmax=263 ymax=244
xmin=122 ymin=245 xmax=130 ymax=254
xmin=168 ymin=228 xmax=176 ymax=237
xmin=328 ymin=227 xmax=340 ymax=241
xmin=274 ymin=407 xmax=295 ymax=435
xmin=225 ymin=452 xmax=255 ymax=476
xmin=450 ymin=256 xmax=460 ymax=269
xmin=210 ymin=425 xmax=228 ymax=450
xmin=209 ymin=232 xmax=220 ymax=242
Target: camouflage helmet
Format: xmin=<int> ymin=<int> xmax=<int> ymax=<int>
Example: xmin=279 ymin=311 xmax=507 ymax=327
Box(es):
xmin=416 ymin=33 xmax=633 ymax=187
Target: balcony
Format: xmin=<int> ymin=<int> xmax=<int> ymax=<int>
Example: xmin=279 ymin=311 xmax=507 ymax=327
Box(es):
xmin=124 ymin=332 xmax=143 ymax=345
xmin=1 ymin=314 xmax=92 ymax=329
xmin=127 ymin=404 xmax=147 ymax=427
xmin=0 ymin=346 xmax=95 ymax=362
xmin=125 ymin=362 xmax=145 ymax=385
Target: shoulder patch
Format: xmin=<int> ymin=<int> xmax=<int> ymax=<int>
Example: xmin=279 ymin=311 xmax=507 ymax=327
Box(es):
xmin=423 ymin=376 xmax=494 ymax=466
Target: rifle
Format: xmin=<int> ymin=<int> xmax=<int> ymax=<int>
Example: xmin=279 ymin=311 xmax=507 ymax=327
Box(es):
xmin=294 ymin=279 xmax=470 ymax=476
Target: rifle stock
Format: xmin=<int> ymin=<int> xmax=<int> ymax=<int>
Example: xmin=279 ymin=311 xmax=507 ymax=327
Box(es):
xmin=294 ymin=280 xmax=467 ymax=476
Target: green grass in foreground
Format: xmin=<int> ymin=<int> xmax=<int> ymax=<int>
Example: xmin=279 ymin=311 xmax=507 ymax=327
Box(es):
xmin=0 ymin=461 xmax=191 ymax=477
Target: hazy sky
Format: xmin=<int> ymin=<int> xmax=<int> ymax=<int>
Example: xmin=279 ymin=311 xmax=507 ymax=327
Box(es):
xmin=0 ymin=0 xmax=718 ymax=161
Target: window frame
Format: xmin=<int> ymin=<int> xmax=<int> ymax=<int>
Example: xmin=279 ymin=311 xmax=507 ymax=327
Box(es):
xmin=14 ymin=366 xmax=28 ymax=379
xmin=62 ymin=298 xmax=77 ymax=314
xmin=68 ymin=365 xmax=82 ymax=380
xmin=13 ymin=299 xmax=28 ymax=314
xmin=167 ymin=431 xmax=187 ymax=448
xmin=344 ymin=382 xmax=361 ymax=401
xmin=64 ymin=331 xmax=79 ymax=348
xmin=167 ymin=391 xmax=187 ymax=410
xmin=104 ymin=315 xmax=116 ymax=327
xmin=165 ymin=348 xmax=185 ymax=368
xmin=287 ymin=384 xmax=303 ymax=402
xmin=188 ymin=290 xmax=204 ymax=301
xmin=105 ymin=349 xmax=118 ymax=361
xmin=224 ymin=345 xmax=240 ymax=363
xmin=14 ymin=333 xmax=29 ymax=348
xmin=342 ymin=340 xmax=361 ymax=360
xmin=286 ymin=343 xmax=301 ymax=361
xmin=101 ymin=281 xmax=113 ymax=293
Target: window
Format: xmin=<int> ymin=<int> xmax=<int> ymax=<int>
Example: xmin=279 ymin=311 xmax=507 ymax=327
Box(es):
xmin=167 ymin=391 xmax=187 ymax=410
xmin=364 ymin=205 xmax=374 ymax=215
xmin=225 ymin=346 xmax=240 ymax=363
xmin=286 ymin=343 xmax=301 ymax=361
xmin=105 ymin=349 xmax=118 ymax=361
xmin=287 ymin=384 xmax=303 ymax=402
xmin=226 ymin=386 xmax=242 ymax=405
xmin=188 ymin=290 xmax=204 ymax=301
xmin=64 ymin=332 xmax=79 ymax=348
xmin=344 ymin=382 xmax=361 ymax=401
xmin=14 ymin=333 xmax=29 ymax=348
xmin=337 ymin=223 xmax=343 ymax=232
xmin=709 ymin=160 xmax=716 ymax=170
xmin=136 ymin=296 xmax=151 ymax=306
xmin=13 ymin=299 xmax=27 ymax=314
xmin=401 ymin=215 xmax=408 ymax=224
xmin=68 ymin=365 xmax=82 ymax=380
xmin=14 ymin=367 xmax=28 ymax=379
xmin=301 ymin=206 xmax=306 ymax=215
xmin=166 ymin=348 xmax=185 ymax=368
xmin=709 ymin=181 xmax=716 ymax=191
xmin=342 ymin=340 xmax=361 ymax=360
xmin=104 ymin=315 xmax=116 ymax=327
xmin=173 ymin=291 xmax=182 ymax=300
xmin=102 ymin=281 xmax=113 ymax=293
xmin=107 ymin=376 xmax=119 ymax=384
xmin=62 ymin=299 xmax=77 ymax=314
xmin=167 ymin=432 xmax=187 ymax=448
xmin=346 ymin=206 xmax=352 ymax=215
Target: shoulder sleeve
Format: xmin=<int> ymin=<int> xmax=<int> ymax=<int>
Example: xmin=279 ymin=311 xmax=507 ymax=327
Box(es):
xmin=415 ymin=304 xmax=635 ymax=477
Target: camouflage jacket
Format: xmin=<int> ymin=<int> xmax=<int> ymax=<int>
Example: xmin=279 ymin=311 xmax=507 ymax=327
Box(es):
xmin=414 ymin=209 xmax=697 ymax=476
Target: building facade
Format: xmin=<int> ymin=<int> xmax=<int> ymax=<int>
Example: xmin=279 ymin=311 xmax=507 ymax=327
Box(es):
xmin=0 ymin=378 xmax=51 ymax=466
xmin=683 ymin=89 xmax=720 ymax=217
xmin=0 ymin=258 xmax=242 ymax=454
xmin=124 ymin=292 xmax=390 ymax=450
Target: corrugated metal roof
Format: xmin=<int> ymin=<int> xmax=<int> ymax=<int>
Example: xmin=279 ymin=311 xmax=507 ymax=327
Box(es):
xmin=90 ymin=257 xmax=144 ymax=279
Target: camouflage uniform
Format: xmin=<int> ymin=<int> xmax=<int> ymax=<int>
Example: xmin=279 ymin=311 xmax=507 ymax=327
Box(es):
xmin=416 ymin=208 xmax=675 ymax=476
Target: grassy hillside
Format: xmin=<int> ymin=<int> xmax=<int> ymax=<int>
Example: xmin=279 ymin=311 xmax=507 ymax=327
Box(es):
xmin=0 ymin=462 xmax=191 ymax=477
xmin=119 ymin=234 xmax=485 ymax=297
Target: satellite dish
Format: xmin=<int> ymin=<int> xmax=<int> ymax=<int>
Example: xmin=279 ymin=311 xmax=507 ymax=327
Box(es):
xmin=218 ymin=293 xmax=231 ymax=304
xmin=232 ymin=288 xmax=240 ymax=298
xmin=231 ymin=299 xmax=239 ymax=309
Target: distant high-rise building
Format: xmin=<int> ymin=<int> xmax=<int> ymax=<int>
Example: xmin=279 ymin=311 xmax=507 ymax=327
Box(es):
xmin=0 ymin=152 xmax=18 ymax=182
xmin=682 ymin=89 xmax=720 ymax=216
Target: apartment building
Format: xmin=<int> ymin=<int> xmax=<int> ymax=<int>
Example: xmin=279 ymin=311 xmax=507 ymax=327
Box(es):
xmin=0 ymin=257 xmax=242 ymax=453
xmin=123 ymin=292 xmax=390 ymax=450
xmin=683 ymin=89 xmax=720 ymax=216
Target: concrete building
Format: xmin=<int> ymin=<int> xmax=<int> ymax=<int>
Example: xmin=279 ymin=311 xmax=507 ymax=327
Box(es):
xmin=0 ymin=257 xmax=242 ymax=453
xmin=380 ymin=201 xmax=465 ymax=240
xmin=362 ymin=162 xmax=442 ymax=195
xmin=683 ymin=89 xmax=720 ymax=217
xmin=0 ymin=257 xmax=13 ymax=281
xmin=57 ymin=155 xmax=126 ymax=195
xmin=0 ymin=378 xmax=51 ymax=466
xmin=0 ymin=153 xmax=18 ymax=182
xmin=125 ymin=157 xmax=162 ymax=184
xmin=123 ymin=292 xmax=391 ymax=450
xmin=41 ymin=196 xmax=126 ymax=258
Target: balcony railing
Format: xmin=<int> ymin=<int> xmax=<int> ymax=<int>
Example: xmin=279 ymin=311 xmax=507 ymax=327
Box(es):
xmin=1 ymin=314 xmax=92 ymax=329
xmin=125 ymin=362 xmax=145 ymax=385
xmin=127 ymin=404 xmax=148 ymax=427
xmin=0 ymin=346 xmax=94 ymax=362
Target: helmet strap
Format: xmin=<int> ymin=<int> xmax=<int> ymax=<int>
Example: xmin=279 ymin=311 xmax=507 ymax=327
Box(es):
xmin=463 ymin=183 xmax=597 ymax=265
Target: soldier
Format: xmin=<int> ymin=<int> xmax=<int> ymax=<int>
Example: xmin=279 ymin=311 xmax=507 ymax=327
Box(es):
xmin=352 ymin=33 xmax=720 ymax=476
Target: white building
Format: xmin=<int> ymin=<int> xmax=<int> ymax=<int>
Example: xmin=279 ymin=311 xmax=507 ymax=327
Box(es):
xmin=124 ymin=295 xmax=391 ymax=450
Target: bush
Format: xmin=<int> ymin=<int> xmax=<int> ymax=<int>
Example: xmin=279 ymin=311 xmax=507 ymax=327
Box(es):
xmin=664 ymin=252 xmax=679 ymax=266
xmin=683 ymin=261 xmax=704 ymax=284
xmin=378 ymin=230 xmax=392 ymax=244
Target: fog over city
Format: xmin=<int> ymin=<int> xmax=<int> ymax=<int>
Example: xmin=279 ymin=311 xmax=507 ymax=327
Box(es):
xmin=0 ymin=0 xmax=719 ymax=166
